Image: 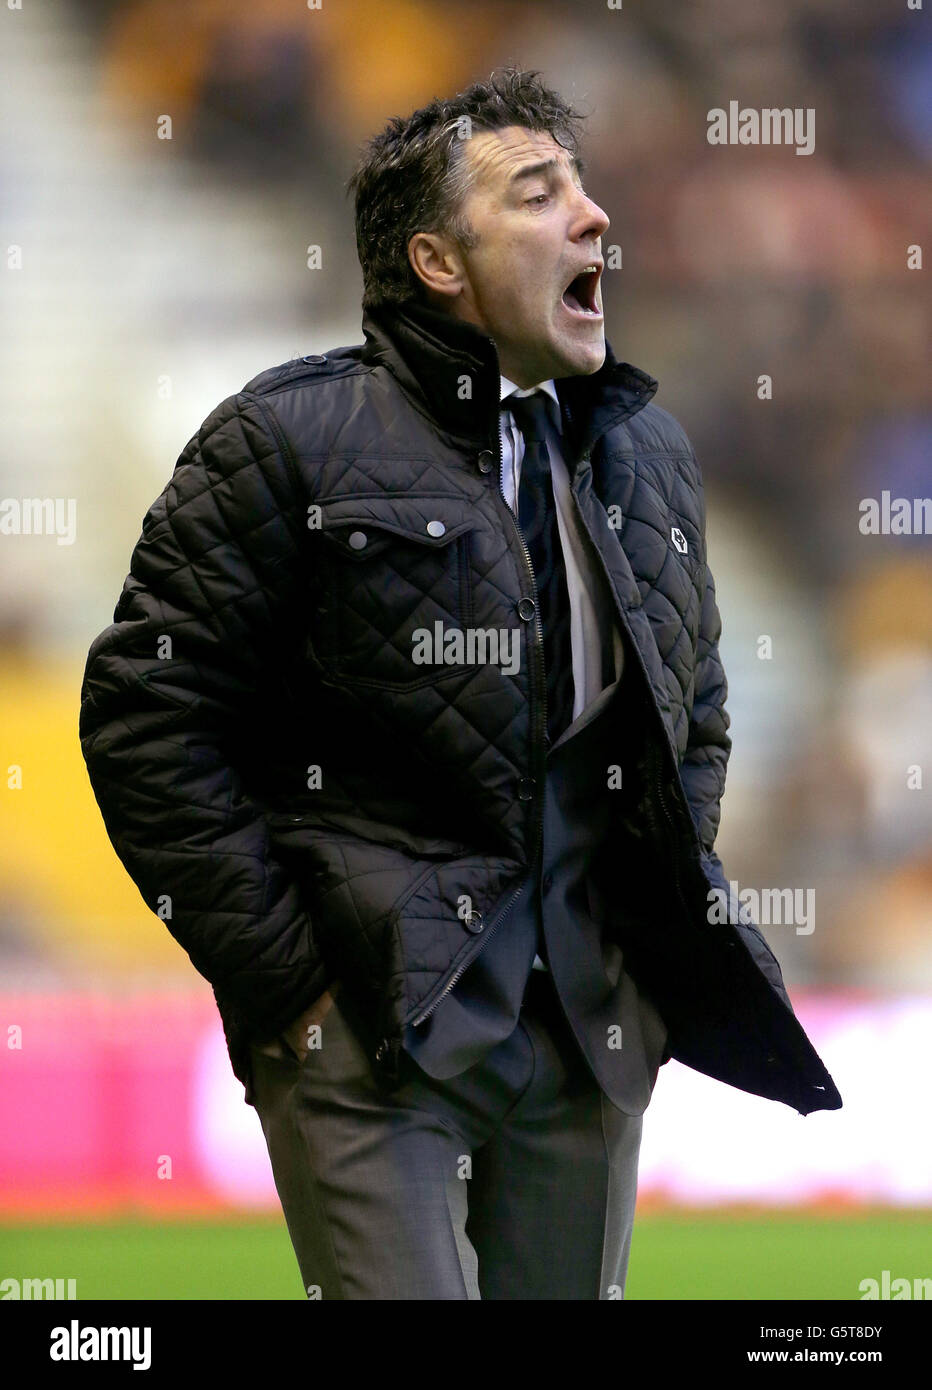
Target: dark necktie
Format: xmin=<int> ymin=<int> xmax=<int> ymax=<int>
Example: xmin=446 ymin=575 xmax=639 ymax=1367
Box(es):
xmin=505 ymin=391 xmax=575 ymax=744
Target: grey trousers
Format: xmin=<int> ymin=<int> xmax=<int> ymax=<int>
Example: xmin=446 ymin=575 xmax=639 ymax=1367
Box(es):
xmin=247 ymin=968 xmax=643 ymax=1300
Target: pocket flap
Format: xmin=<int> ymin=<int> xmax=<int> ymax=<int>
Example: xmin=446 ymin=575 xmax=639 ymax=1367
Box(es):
xmin=313 ymin=495 xmax=476 ymax=558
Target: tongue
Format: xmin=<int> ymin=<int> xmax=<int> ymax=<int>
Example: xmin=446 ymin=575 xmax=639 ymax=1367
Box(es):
xmin=562 ymin=286 xmax=585 ymax=312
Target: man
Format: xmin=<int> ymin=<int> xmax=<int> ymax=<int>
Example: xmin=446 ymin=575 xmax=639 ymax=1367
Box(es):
xmin=79 ymin=68 xmax=841 ymax=1300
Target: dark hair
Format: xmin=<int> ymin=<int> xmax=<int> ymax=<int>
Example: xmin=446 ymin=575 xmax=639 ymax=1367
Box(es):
xmin=346 ymin=66 xmax=587 ymax=313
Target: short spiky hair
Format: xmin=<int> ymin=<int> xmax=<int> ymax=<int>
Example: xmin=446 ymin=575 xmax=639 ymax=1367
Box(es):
xmin=346 ymin=67 xmax=587 ymax=312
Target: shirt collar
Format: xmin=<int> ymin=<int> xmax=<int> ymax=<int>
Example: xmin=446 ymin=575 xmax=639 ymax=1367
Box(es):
xmin=500 ymin=374 xmax=560 ymax=409
xmin=500 ymin=376 xmax=561 ymax=437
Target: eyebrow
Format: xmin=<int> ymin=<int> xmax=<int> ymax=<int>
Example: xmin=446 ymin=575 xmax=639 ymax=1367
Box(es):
xmin=508 ymin=154 xmax=587 ymax=186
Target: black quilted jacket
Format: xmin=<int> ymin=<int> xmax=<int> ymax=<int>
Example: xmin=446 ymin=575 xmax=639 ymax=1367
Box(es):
xmin=79 ymin=297 xmax=842 ymax=1116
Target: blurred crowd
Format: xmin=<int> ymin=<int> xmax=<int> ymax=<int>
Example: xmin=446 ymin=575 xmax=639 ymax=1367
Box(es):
xmin=1 ymin=0 xmax=929 ymax=994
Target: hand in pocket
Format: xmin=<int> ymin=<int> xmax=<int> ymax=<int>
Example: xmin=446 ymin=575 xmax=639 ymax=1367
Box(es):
xmin=280 ymin=980 xmax=342 ymax=1063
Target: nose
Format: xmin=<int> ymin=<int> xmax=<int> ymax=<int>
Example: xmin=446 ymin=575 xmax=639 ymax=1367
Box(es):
xmin=573 ymin=186 xmax=610 ymax=243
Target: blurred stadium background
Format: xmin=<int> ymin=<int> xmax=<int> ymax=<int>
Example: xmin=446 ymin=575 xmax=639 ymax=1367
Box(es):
xmin=1 ymin=0 xmax=929 ymax=1299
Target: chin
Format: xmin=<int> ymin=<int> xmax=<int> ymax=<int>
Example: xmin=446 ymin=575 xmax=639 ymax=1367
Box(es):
xmin=556 ymin=342 xmax=605 ymax=378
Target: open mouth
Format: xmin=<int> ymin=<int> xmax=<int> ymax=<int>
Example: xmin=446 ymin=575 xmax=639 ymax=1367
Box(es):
xmin=560 ymin=264 xmax=602 ymax=318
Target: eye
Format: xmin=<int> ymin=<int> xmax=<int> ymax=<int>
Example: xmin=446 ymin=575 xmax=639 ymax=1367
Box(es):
xmin=526 ymin=193 xmax=549 ymax=206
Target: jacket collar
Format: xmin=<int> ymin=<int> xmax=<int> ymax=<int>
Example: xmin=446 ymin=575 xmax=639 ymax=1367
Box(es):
xmin=360 ymin=297 xmax=658 ymax=462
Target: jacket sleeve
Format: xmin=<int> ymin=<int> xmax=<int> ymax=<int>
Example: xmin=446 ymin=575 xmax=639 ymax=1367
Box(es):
xmin=677 ymin=442 xmax=794 ymax=1011
xmin=79 ymin=391 xmax=331 ymax=1041
xmin=678 ymin=553 xmax=731 ymax=859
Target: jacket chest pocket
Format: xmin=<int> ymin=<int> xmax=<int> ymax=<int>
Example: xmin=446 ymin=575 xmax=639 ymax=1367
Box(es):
xmin=307 ymin=494 xmax=480 ymax=689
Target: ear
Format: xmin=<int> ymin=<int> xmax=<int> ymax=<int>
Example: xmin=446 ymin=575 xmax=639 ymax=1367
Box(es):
xmin=407 ymin=231 xmax=465 ymax=301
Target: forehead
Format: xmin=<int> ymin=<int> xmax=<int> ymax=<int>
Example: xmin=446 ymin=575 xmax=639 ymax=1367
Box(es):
xmin=459 ymin=125 xmax=580 ymax=197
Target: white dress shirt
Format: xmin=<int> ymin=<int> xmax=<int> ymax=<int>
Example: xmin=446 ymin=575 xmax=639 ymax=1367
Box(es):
xmin=499 ymin=375 xmax=625 ymax=971
xmin=499 ymin=375 xmax=624 ymax=723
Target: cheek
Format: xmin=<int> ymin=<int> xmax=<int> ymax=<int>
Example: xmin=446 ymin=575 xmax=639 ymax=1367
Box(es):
xmin=475 ymin=247 xmax=554 ymax=326
xmin=480 ymin=270 xmax=528 ymax=325
xmin=506 ymin=264 xmax=555 ymax=320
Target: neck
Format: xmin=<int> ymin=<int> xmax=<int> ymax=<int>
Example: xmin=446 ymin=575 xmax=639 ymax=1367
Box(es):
xmin=360 ymin=295 xmax=658 ymax=458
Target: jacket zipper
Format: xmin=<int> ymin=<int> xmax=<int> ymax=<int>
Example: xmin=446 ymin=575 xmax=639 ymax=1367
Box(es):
xmin=654 ymin=762 xmax=688 ymax=910
xmin=407 ymin=409 xmax=548 ymax=1029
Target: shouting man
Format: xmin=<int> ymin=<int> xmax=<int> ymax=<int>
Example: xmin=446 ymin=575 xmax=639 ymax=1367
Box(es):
xmin=80 ymin=68 xmax=841 ymax=1300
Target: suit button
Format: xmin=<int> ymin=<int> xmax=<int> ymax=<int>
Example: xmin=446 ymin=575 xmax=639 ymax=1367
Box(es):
xmin=517 ymin=777 xmax=535 ymax=800
xmin=462 ymin=910 xmax=484 ymax=933
xmin=348 ymin=530 xmax=368 ymax=550
xmin=542 ymin=871 xmax=553 ymax=893
xmin=516 ymin=597 xmax=536 ymax=621
xmin=477 ymin=450 xmax=494 ymax=474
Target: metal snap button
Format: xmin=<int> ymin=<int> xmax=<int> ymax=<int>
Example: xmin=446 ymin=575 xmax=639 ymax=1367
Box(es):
xmin=348 ymin=530 xmax=368 ymax=550
xmin=426 ymin=520 xmax=446 ymax=537
xmin=477 ymin=450 xmax=494 ymax=474
xmin=517 ymin=777 xmax=535 ymax=800
xmin=516 ymin=597 xmax=536 ymax=621
xmin=302 ymin=354 xmax=327 ymax=364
